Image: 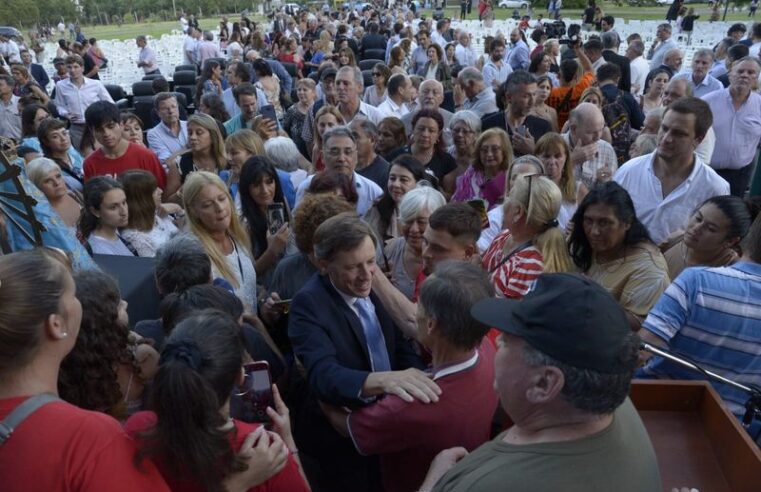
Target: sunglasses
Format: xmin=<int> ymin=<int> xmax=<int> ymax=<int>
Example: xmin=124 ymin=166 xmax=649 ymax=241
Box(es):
xmin=524 ymin=172 xmax=548 ymax=216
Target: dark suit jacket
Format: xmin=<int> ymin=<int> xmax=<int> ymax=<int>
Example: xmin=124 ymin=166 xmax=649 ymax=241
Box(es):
xmin=481 ymin=113 xmax=552 ymax=156
xmin=418 ymin=61 xmax=453 ymax=91
xmin=29 ymin=63 xmax=49 ymax=93
xmin=361 ymin=33 xmax=387 ymax=54
xmin=288 ymin=273 xmax=423 ymax=457
xmin=602 ymin=50 xmax=631 ymax=93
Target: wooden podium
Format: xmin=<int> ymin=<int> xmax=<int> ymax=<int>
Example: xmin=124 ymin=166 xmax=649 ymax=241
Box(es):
xmin=630 ymin=380 xmax=761 ymax=492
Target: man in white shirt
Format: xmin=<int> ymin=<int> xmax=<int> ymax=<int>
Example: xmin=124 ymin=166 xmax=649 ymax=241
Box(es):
xmin=295 ymin=126 xmax=383 ymax=215
xmin=749 ymin=22 xmax=761 ymax=58
xmin=147 ymin=93 xmax=188 ymax=165
xmin=335 ymin=66 xmax=384 ymax=126
xmin=455 ymin=67 xmax=498 ymax=118
xmin=563 ymin=103 xmax=618 ymax=189
xmin=0 ymin=74 xmax=20 ymax=139
xmin=660 ymin=78 xmax=715 ymax=165
xmin=647 ymin=23 xmax=678 ymax=71
xmin=183 ymin=28 xmax=198 ymax=65
xmin=614 ymin=97 xmax=729 ymax=244
xmin=455 ymin=32 xmax=478 ymax=68
xmin=196 ymin=31 xmax=222 ymax=68
xmin=0 ymin=34 xmax=21 ymax=64
xmin=53 ymin=54 xmax=114 ymax=148
xmin=136 ymin=35 xmax=160 ymax=75
xmin=626 ymin=40 xmax=649 ymax=96
xmin=431 ymin=19 xmax=449 ymax=49
xmin=377 ymin=73 xmax=411 ymax=118
xmin=483 ymin=39 xmax=512 ymax=90
xmin=672 ymin=49 xmax=723 ymax=98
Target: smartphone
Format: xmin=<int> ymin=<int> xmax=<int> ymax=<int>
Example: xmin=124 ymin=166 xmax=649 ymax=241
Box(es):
xmin=272 ymin=299 xmax=292 ymax=314
xmin=234 ymin=361 xmax=274 ymax=423
xmin=467 ymin=199 xmax=488 ymax=225
xmin=515 ymin=125 xmax=528 ymax=137
xmin=259 ymin=104 xmax=277 ymax=123
xmin=267 ymin=203 xmax=286 ymax=235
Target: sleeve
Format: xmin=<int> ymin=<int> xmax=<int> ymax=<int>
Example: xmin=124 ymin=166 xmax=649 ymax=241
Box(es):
xmin=83 ymin=156 xmax=94 ymax=180
xmin=502 ymin=250 xmax=544 ymax=299
xmin=39 ymin=67 xmax=50 ymax=88
xmin=617 ymin=257 xmax=671 ymax=318
xmin=53 ymin=82 xmax=69 ymax=118
xmin=287 ymin=289 xmax=372 ymax=407
xmin=146 ymin=130 xmax=169 ymax=164
xmin=347 ymin=397 xmax=416 ymax=455
xmin=121 ymin=230 xmax=155 ymax=258
xmin=482 ymin=65 xmax=495 ymax=89
xmin=641 ymin=271 xmax=694 ymax=343
xmin=100 ymin=83 xmax=114 ymax=103
xmin=264 ymin=455 xmax=311 ymax=492
xmin=627 ymin=93 xmax=645 ymax=130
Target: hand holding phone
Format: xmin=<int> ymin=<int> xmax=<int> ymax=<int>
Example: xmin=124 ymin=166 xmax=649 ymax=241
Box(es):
xmin=232 ymin=361 xmax=275 ymax=423
xmin=259 ymin=104 xmax=278 ymax=124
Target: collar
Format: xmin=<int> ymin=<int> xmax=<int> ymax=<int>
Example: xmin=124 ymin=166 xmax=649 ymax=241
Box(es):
xmin=432 ymin=350 xmax=479 ymax=380
xmin=473 ymin=87 xmax=492 ymax=101
xmin=330 ymin=278 xmax=361 ymax=307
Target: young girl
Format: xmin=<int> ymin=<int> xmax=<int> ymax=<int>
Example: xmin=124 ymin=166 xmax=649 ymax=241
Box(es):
xmin=78 ymin=177 xmax=134 ymax=256
xmin=530 ymin=75 xmax=559 ymax=132
xmin=119 ymin=170 xmax=180 ymax=257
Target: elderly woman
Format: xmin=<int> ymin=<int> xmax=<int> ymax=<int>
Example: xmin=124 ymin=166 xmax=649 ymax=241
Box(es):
xmin=481 ymin=174 xmax=572 ymax=299
xmin=535 ymin=132 xmax=578 ymax=230
xmin=477 ymin=155 xmax=545 ymax=253
xmin=663 ymin=196 xmax=754 ymax=279
xmin=568 ymin=181 xmax=670 ymax=330
xmin=376 ymin=117 xmax=408 ymax=161
xmin=27 ymin=157 xmax=82 ymax=230
xmin=365 ymin=155 xmax=429 ymax=243
xmin=445 ymin=110 xmax=481 ymax=193
xmin=452 ymin=128 xmax=512 ymax=209
xmin=183 ymin=171 xmax=257 ymax=313
xmin=262 ymin=133 xmax=307 ymax=191
xmin=420 ymin=44 xmax=452 ymax=91
xmin=363 ymin=62 xmax=391 ymax=107
xmin=384 ymin=186 xmax=447 ymax=300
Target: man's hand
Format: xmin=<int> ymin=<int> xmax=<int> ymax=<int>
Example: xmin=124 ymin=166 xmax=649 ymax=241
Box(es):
xmin=418 ymin=447 xmax=469 ymax=491
xmin=261 ymin=292 xmax=286 ymax=325
xmin=511 ymin=128 xmax=535 ymax=155
xmin=570 ymin=141 xmax=598 ymax=166
xmin=453 ymin=84 xmax=465 ymax=107
xmin=252 ymin=115 xmax=278 ymax=139
xmin=223 ymin=427 xmax=288 ymax=492
xmin=363 ymin=368 xmax=442 ymax=403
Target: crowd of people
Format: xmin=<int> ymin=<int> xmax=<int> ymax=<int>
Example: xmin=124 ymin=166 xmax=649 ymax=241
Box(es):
xmin=1 ymin=2 xmax=761 ymax=491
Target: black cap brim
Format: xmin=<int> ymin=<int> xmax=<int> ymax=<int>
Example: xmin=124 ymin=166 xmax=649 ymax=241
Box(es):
xmin=471 ymin=297 xmax=529 ymax=338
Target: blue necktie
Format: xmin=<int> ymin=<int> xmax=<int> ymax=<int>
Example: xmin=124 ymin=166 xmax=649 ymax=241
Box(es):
xmin=354 ymin=298 xmax=392 ymax=372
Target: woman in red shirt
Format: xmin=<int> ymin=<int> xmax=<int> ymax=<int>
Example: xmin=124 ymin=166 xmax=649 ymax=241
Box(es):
xmin=124 ymin=310 xmax=310 ymax=492
xmin=481 ymin=174 xmax=572 ymax=299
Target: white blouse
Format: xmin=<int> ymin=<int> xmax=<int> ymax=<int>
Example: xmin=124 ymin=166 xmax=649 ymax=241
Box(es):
xmin=121 ymin=215 xmax=179 ymax=258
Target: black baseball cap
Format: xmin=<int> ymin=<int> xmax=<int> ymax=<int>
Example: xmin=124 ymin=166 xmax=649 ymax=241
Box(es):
xmin=471 ymin=273 xmax=631 ymax=374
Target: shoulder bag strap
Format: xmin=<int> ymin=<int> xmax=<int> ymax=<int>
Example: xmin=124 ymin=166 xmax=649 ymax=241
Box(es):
xmin=0 ymin=393 xmax=61 ymax=445
xmin=488 ymin=240 xmax=533 ymax=275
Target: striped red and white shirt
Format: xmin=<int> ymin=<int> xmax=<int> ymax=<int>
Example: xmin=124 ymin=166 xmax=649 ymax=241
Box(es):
xmin=481 ymin=230 xmax=544 ymax=299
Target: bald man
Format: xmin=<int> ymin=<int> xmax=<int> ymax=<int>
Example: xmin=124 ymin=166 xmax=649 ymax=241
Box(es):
xmin=563 ymin=102 xmax=618 ymax=188
xmin=660 ymin=48 xmax=683 ymax=77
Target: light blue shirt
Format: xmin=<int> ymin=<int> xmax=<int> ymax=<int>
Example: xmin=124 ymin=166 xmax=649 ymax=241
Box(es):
xmin=482 ymin=60 xmax=513 ymax=89
xmin=147 ymin=120 xmax=188 ymax=164
xmin=507 ymin=40 xmax=530 ymax=71
xmin=648 ymin=38 xmax=678 ymax=70
xmin=294 ymin=171 xmax=382 ymax=216
xmin=672 ymin=72 xmax=724 ymax=98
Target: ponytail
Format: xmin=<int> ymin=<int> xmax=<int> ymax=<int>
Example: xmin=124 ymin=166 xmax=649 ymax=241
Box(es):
xmin=534 ymin=219 xmax=573 ymax=273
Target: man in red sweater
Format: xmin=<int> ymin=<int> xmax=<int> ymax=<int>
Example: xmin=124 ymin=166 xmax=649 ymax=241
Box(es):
xmin=83 ymin=101 xmax=166 ymax=189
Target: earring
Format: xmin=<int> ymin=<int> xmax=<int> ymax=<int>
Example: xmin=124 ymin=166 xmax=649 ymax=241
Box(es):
xmin=62 ymin=332 xmax=68 ymax=338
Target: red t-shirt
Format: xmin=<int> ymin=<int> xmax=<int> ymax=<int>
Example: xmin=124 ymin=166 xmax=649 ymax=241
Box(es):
xmin=83 ymin=142 xmax=167 ymax=189
xmin=124 ymin=411 xmax=309 ymax=492
xmin=0 ymin=396 xmax=169 ymax=492
xmin=348 ymin=339 xmax=498 ymax=492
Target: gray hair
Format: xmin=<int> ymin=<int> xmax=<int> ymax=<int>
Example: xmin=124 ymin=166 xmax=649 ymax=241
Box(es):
xmin=26 ymin=157 xmax=60 ymax=189
xmin=632 ymin=133 xmax=657 ymax=156
xmin=322 ymin=126 xmax=356 ymax=151
xmin=658 ymin=23 xmax=672 ymax=32
xmin=264 ymin=136 xmax=301 ymax=172
xmin=734 ymin=56 xmax=761 ymax=71
xmin=457 ymin=67 xmax=484 ymax=85
xmin=313 ymin=212 xmax=375 ymax=262
xmin=505 ymin=70 xmax=537 ymax=95
xmin=136 ymin=35 xmax=147 ymax=43
xmin=203 ymin=31 xmax=214 ymax=41
xmin=449 ymin=110 xmax=481 ymax=134
xmin=601 ymin=31 xmax=620 ymax=50
xmin=419 ymin=261 xmax=495 ymax=350
xmin=338 ymin=65 xmax=363 ymax=87
xmin=522 ymin=331 xmax=640 ymax=414
xmin=154 ymin=233 xmax=212 ymax=294
xmin=349 ymin=118 xmax=378 ymax=139
xmin=399 ymin=186 xmax=446 ymax=225
xmin=693 ymin=48 xmax=714 ymax=62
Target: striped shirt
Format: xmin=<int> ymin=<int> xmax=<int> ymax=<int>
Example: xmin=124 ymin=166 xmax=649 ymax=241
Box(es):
xmin=638 ymin=262 xmax=761 ymax=420
xmin=481 ymin=230 xmax=544 ymax=299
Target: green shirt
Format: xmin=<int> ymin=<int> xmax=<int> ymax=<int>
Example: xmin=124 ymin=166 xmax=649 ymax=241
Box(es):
xmin=433 ymin=398 xmax=661 ymax=492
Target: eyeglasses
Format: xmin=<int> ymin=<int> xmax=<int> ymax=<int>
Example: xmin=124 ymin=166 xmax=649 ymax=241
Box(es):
xmin=479 ymin=145 xmax=502 ymax=155
xmin=452 ymin=127 xmax=475 ymax=135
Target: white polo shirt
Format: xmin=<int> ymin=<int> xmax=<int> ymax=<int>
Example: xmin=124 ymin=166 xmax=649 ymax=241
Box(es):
xmin=613 ymin=152 xmax=730 ymax=244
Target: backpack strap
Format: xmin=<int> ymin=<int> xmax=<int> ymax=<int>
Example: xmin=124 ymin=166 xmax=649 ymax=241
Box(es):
xmin=0 ymin=393 xmax=61 ymax=446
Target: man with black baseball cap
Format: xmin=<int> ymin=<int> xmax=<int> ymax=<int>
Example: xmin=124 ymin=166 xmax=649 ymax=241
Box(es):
xmin=417 ymin=273 xmax=661 ymax=492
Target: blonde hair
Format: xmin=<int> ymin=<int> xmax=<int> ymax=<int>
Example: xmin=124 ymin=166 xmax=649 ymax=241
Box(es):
xmin=188 ymin=113 xmax=227 ymax=172
xmin=509 ymin=174 xmax=572 ymax=273
xmin=182 ymin=172 xmax=251 ymax=288
xmin=225 ymin=128 xmax=265 ymax=156
xmin=313 ymin=105 xmax=345 ymax=148
xmin=580 ymin=86 xmax=604 ymax=108
xmin=534 ymin=132 xmax=577 ymax=203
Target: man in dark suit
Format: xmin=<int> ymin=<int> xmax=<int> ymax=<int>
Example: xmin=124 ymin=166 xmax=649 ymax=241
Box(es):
xmin=601 ymin=31 xmax=631 ymax=93
xmin=361 ymin=22 xmax=387 ymax=57
xmin=288 ymin=213 xmax=433 ymax=492
xmin=20 ymin=49 xmax=49 ymax=93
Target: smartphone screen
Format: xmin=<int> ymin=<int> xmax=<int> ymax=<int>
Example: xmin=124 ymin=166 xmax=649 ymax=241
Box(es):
xmin=231 ymin=361 xmax=274 ymax=423
xmin=267 ymin=203 xmax=286 ymax=235
xmin=259 ymin=104 xmax=277 ymax=123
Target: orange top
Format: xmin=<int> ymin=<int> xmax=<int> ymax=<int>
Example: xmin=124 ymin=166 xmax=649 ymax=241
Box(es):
xmin=548 ymin=72 xmax=596 ymax=129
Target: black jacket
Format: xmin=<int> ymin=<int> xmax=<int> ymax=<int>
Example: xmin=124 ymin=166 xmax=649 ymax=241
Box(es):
xmin=602 ymin=49 xmax=632 ymax=93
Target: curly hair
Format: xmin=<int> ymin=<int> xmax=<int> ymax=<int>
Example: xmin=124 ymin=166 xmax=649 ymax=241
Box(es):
xmin=293 ymin=193 xmax=355 ymax=254
xmin=58 ymin=270 xmax=133 ymax=419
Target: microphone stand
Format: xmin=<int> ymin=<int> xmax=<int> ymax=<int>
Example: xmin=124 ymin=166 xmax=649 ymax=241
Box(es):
xmin=640 ymin=342 xmax=761 ymax=438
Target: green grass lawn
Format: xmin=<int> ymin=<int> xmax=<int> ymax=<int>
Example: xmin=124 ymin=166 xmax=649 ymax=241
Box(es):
xmin=78 ymin=2 xmax=752 ymax=41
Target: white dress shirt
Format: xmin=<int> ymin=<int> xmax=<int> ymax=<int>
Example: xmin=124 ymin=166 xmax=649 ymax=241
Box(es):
xmin=455 ymin=43 xmax=478 ymax=68
xmin=614 ymin=152 xmax=730 ymax=244
xmin=295 ymin=171 xmax=383 ymax=216
xmin=139 ymin=46 xmax=159 ymax=73
xmin=482 ymin=60 xmax=512 ymax=89
xmin=672 ymin=72 xmax=724 ymax=98
xmin=431 ymin=31 xmax=447 ymax=49
xmin=376 ymin=96 xmax=410 ymax=118
xmin=702 ymin=88 xmax=761 ymax=170
xmin=53 ymin=77 xmax=114 ymax=124
xmin=649 ymin=38 xmax=678 ymax=70
xmin=0 ymin=95 xmax=21 ymax=139
xmin=630 ymin=56 xmax=650 ymax=96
